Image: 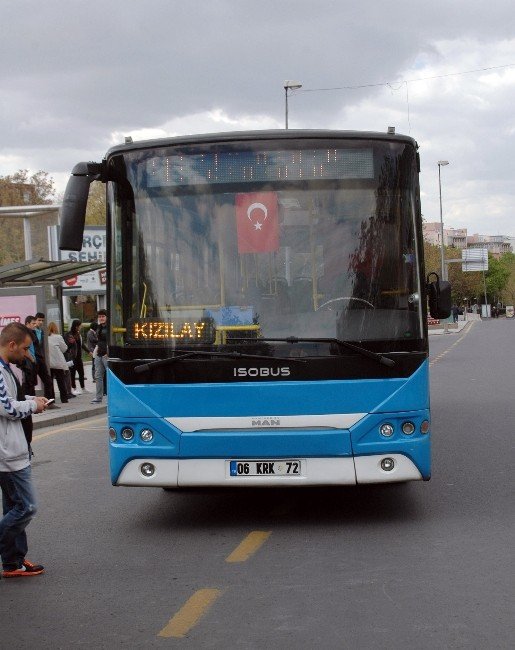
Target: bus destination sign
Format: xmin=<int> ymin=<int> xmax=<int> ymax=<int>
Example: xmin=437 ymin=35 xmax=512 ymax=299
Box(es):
xmin=145 ymin=147 xmax=374 ymax=187
xmin=127 ymin=317 xmax=215 ymax=344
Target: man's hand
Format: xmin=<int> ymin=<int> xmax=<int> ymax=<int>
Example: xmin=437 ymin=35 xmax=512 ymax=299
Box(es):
xmin=34 ymin=397 xmax=49 ymax=413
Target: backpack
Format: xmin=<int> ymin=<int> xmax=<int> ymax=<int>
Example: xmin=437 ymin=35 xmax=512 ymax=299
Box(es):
xmin=64 ymin=331 xmax=78 ymax=362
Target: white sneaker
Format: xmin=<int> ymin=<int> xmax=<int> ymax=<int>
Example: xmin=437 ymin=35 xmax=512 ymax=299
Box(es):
xmin=71 ymin=389 xmax=79 ymax=396
xmin=74 ymin=387 xmax=83 ymax=395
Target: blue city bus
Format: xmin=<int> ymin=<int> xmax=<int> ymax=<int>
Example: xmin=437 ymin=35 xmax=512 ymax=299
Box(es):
xmin=59 ymin=130 xmax=450 ymax=488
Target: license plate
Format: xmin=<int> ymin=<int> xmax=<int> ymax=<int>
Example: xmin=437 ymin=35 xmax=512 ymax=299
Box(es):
xmin=229 ymin=460 xmax=301 ymax=477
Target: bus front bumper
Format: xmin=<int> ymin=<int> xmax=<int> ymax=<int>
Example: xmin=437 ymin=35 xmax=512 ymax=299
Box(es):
xmin=115 ymin=454 xmax=423 ymax=487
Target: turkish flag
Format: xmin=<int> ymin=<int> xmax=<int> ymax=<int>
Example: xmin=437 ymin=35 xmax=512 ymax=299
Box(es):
xmin=235 ymin=192 xmax=279 ymax=253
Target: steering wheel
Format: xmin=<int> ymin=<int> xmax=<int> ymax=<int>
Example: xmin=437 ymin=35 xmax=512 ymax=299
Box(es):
xmin=316 ymin=296 xmax=375 ymax=311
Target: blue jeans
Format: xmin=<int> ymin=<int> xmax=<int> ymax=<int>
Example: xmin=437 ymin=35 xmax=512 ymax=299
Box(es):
xmin=0 ymin=466 xmax=37 ymax=570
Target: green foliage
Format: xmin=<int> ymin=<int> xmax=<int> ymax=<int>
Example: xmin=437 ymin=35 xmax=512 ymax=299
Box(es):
xmin=423 ymin=242 xmax=512 ymax=305
xmin=486 ymin=253 xmax=511 ymax=303
xmin=500 ymin=253 xmax=515 ymax=304
xmin=85 ymin=181 xmax=106 ymax=225
xmin=0 ymin=169 xmax=57 ymax=264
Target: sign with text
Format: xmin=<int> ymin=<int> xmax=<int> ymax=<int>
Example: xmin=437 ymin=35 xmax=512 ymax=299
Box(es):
xmin=126 ymin=317 xmax=216 ymax=344
xmin=50 ymin=225 xmax=107 ymax=293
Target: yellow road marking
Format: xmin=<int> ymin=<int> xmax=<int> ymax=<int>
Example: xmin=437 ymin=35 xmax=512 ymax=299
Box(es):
xmin=226 ymin=531 xmax=271 ymax=563
xmin=430 ymin=321 xmax=474 ymax=367
xmin=158 ymin=588 xmax=222 ymax=638
xmin=32 ymin=416 xmax=106 ymax=441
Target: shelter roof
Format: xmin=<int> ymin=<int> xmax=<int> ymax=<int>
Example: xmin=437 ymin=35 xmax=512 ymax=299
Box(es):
xmin=0 ymin=258 xmax=104 ymax=287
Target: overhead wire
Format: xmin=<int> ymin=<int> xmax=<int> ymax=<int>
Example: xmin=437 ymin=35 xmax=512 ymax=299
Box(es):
xmin=293 ymin=62 xmax=515 ymax=134
xmin=298 ymin=62 xmax=515 ymax=93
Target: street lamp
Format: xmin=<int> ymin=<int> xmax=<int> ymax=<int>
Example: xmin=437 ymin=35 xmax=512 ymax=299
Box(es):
xmin=284 ymin=80 xmax=302 ymax=129
xmin=438 ymin=160 xmax=449 ymax=280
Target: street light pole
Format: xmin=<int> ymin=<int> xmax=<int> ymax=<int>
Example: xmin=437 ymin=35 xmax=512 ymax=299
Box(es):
xmin=438 ymin=160 xmax=449 ymax=280
xmin=284 ymin=80 xmax=302 ymax=129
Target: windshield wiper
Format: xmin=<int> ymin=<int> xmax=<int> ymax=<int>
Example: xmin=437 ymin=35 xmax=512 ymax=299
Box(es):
xmin=134 ymin=350 xmax=307 ymax=374
xmin=238 ymin=337 xmax=395 ymax=367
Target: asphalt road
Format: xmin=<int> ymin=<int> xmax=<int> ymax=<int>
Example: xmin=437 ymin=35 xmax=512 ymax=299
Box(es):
xmin=2 ymin=319 xmax=514 ymax=649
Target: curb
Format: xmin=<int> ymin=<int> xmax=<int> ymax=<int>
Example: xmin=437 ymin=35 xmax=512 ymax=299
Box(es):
xmin=32 ymin=404 xmax=107 ymax=430
xmin=428 ymin=321 xmax=472 ymax=336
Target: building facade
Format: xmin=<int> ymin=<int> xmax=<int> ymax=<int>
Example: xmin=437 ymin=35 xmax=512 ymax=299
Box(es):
xmin=423 ymin=222 xmax=513 ymax=258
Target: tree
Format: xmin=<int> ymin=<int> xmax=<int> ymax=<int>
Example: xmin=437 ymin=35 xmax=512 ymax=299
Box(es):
xmin=0 ymin=169 xmax=55 ymax=206
xmin=0 ymin=170 xmax=57 ymax=263
xmin=485 ymin=253 xmax=511 ymax=304
xmin=422 ymin=241 xmax=442 ymax=277
xmin=423 ymin=241 xmax=484 ymax=305
xmin=500 ymin=252 xmax=515 ymax=305
xmin=85 ymin=181 xmax=106 ymax=225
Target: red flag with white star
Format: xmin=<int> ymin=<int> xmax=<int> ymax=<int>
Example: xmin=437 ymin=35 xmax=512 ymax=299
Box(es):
xmin=235 ymin=192 xmax=279 ymax=253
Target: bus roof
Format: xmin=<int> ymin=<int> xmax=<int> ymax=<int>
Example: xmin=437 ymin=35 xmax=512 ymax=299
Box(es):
xmin=105 ymin=129 xmax=418 ymax=158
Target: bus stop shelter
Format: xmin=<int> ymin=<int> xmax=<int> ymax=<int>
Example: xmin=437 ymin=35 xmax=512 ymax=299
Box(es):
xmin=0 ymin=258 xmax=105 ymax=330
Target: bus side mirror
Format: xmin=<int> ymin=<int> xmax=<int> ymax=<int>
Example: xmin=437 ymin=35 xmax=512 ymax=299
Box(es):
xmin=427 ymin=273 xmax=452 ymax=319
xmin=59 ymin=162 xmax=102 ymax=251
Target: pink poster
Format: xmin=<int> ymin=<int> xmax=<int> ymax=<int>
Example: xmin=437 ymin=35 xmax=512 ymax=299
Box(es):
xmin=0 ymin=295 xmax=38 ymax=331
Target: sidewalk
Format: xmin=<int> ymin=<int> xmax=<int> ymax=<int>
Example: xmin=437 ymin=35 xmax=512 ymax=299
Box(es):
xmin=32 ymin=388 xmax=107 ymax=430
xmin=32 ymin=360 xmax=106 ymax=430
xmin=428 ymin=319 xmax=472 ymax=336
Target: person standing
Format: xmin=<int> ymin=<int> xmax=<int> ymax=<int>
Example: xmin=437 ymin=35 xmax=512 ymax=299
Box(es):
xmin=21 ymin=316 xmax=38 ymax=397
xmin=86 ymin=321 xmax=98 ymax=384
xmin=65 ymin=320 xmax=89 ymax=394
xmin=0 ymin=322 xmax=48 ymax=578
xmin=91 ymin=310 xmax=108 ymax=404
xmin=33 ymin=312 xmax=57 ymax=406
xmin=47 ymin=322 xmax=71 ymax=404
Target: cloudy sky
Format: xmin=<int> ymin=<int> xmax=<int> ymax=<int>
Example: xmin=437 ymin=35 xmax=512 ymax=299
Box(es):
xmin=2 ymin=0 xmax=515 ymax=236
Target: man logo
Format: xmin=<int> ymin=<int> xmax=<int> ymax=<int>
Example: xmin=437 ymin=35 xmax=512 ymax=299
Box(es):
xmin=233 ymin=367 xmax=291 ymax=378
xmin=251 ymin=418 xmax=281 ymax=427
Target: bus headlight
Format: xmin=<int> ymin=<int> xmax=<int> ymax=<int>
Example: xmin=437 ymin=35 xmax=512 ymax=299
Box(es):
xmin=140 ymin=428 xmax=154 ymax=442
xmin=109 ymin=428 xmax=117 ymax=442
xmin=379 ymin=423 xmax=394 ymax=437
xmin=401 ymin=421 xmax=415 ymax=435
xmin=121 ymin=427 xmax=134 ymax=441
xmin=420 ymin=420 xmax=430 ymax=434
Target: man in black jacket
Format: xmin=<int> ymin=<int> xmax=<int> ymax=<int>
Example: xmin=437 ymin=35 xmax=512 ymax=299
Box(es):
xmin=91 ymin=310 xmax=108 ymax=404
xmin=30 ymin=313 xmax=57 ymax=408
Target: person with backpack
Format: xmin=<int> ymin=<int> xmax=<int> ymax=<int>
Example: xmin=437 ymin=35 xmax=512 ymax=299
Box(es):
xmin=64 ymin=320 xmax=89 ymax=395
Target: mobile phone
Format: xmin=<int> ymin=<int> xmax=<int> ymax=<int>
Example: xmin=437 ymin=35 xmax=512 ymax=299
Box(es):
xmin=46 ymin=398 xmax=55 ymax=404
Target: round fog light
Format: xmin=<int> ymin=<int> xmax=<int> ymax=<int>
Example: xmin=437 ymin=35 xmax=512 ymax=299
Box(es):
xmin=140 ymin=428 xmax=154 ymax=442
xmin=379 ymin=423 xmax=394 ymax=437
xmin=109 ymin=427 xmax=117 ymax=442
xmin=140 ymin=462 xmax=155 ymax=477
xmin=121 ymin=427 xmax=134 ymax=441
xmin=402 ymin=421 xmax=415 ymax=436
xmin=380 ymin=457 xmax=395 ymax=472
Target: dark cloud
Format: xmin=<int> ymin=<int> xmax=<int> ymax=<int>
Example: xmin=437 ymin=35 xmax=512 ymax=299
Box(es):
xmin=2 ymin=1 xmax=515 ymax=233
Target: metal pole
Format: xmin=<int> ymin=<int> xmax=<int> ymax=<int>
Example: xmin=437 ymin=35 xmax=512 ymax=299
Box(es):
xmin=482 ymin=258 xmax=489 ymax=317
xmin=438 ymin=164 xmax=445 ymax=280
xmin=23 ymin=217 xmax=32 ymax=260
xmin=285 ymin=87 xmax=289 ymax=129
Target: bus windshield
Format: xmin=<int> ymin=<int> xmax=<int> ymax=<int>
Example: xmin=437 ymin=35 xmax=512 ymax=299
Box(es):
xmin=109 ymin=138 xmax=423 ymax=349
